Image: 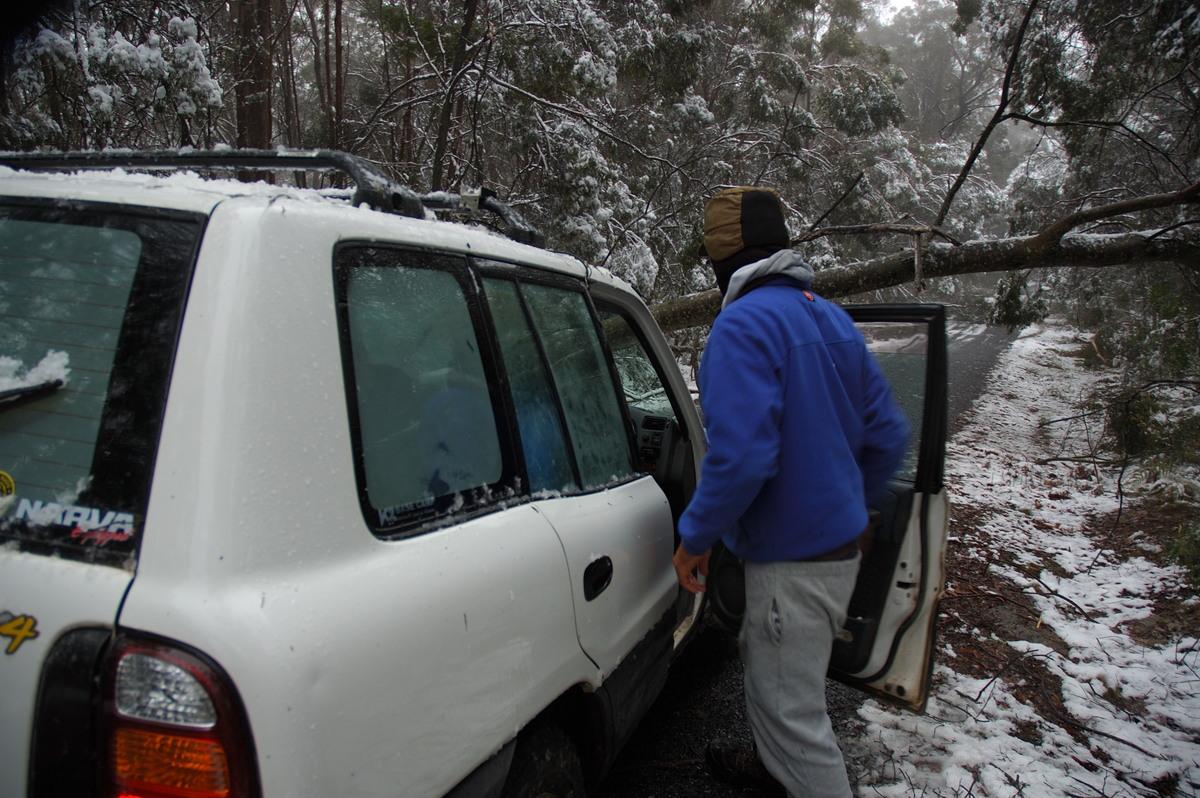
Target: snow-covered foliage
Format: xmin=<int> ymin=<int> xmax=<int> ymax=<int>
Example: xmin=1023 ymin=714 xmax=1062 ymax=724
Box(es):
xmin=3 ymin=0 xmax=1197 ymax=374
xmin=3 ymin=6 xmax=222 ymax=150
xmin=2 ymin=0 xmax=928 ymax=301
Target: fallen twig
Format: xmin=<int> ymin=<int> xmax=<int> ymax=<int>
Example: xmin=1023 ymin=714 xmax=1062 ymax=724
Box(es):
xmin=1036 ymin=678 xmax=1162 ymax=761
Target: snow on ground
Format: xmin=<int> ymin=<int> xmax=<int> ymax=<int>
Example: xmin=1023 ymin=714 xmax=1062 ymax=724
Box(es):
xmin=854 ymin=321 xmax=1200 ymax=797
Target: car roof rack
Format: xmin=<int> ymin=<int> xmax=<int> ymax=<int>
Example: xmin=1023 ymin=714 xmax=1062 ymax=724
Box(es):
xmin=0 ymin=148 xmax=545 ymax=248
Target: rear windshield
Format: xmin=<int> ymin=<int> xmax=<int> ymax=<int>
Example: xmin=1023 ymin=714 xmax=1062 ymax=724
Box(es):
xmin=0 ymin=200 xmax=204 ymax=568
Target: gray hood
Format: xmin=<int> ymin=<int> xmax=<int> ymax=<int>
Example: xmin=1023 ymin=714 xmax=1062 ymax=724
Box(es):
xmin=723 ymin=249 xmax=815 ymax=308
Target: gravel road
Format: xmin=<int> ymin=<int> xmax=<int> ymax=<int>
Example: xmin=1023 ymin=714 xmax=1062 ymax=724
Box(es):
xmin=595 ymin=626 xmax=870 ymax=796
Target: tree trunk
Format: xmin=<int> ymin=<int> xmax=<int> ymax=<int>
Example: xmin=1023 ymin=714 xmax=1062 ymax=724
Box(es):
xmin=0 ymin=52 xmax=8 ymax=119
xmin=431 ymin=0 xmax=478 ymax=192
xmin=323 ymin=0 xmax=332 ymax=143
xmin=334 ymin=0 xmax=344 ymax=149
xmin=235 ymin=0 xmax=273 ymax=149
xmin=649 ymin=231 xmax=1200 ymax=334
xmin=278 ymin=0 xmax=299 ymax=148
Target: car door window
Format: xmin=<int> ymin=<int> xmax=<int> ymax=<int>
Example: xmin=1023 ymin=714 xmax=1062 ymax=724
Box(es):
xmin=598 ymin=308 xmax=678 ymax=422
xmin=341 ymin=251 xmax=506 ymax=527
xmin=520 ymin=283 xmax=634 ymax=490
xmin=595 ymin=304 xmax=697 ymax=521
xmin=857 ymin=322 xmax=930 ymax=483
xmin=483 ymin=278 xmax=576 ymax=494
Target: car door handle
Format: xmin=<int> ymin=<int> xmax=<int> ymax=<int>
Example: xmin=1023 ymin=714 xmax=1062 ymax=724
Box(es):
xmin=583 ymin=556 xmax=613 ymax=601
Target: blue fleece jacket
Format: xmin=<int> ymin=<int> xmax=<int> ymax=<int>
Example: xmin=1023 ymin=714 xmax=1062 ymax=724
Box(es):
xmin=678 ymin=251 xmax=909 ymax=563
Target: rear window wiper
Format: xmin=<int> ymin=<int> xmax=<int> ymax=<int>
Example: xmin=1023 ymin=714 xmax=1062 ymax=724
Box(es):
xmin=0 ymin=380 xmax=63 ymax=414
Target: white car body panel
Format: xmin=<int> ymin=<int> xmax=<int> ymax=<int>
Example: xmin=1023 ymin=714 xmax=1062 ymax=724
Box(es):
xmin=534 ymin=477 xmax=677 ymax=676
xmin=849 ymin=489 xmax=949 ymax=702
xmin=113 ymin=198 xmax=641 ymax=796
xmin=0 ymin=552 xmax=132 ymax=798
xmin=122 ymin=510 xmax=584 ymax=797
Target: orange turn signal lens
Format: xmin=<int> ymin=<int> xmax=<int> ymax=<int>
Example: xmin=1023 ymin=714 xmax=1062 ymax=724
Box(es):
xmin=113 ymin=726 xmax=230 ymax=797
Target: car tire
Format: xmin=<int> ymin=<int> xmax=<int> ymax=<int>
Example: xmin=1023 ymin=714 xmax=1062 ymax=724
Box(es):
xmin=500 ymin=720 xmax=585 ymax=798
xmin=706 ymin=545 xmax=745 ymax=634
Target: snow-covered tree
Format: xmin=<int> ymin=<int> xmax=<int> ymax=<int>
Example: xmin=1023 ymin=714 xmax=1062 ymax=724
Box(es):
xmin=2 ymin=0 xmax=1196 ymax=367
xmin=2 ymin=2 xmax=222 ymax=150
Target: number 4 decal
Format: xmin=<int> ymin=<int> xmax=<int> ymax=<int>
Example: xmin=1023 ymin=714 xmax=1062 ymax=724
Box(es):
xmin=0 ymin=612 xmax=39 ymax=654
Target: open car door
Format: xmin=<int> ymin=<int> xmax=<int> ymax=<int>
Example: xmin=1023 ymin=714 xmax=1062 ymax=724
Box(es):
xmin=705 ymin=303 xmax=949 ymax=712
xmin=831 ymin=304 xmax=949 ymax=712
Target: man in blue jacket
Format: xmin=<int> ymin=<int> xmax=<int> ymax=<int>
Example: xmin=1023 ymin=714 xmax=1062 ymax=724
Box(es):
xmin=673 ymin=186 xmax=908 ymax=797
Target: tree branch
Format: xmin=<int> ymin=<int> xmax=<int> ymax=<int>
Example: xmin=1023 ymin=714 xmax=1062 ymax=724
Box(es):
xmin=1030 ymin=182 xmax=1200 ymax=250
xmin=933 ymin=0 xmax=1039 ymax=230
xmin=483 ymin=73 xmax=678 ymax=171
xmin=1005 ymin=113 xmax=1185 ymax=177
xmin=806 ymin=171 xmax=863 ymax=231
xmin=794 ymin=222 xmax=962 ymax=246
xmin=650 ymin=229 xmax=1200 ymax=333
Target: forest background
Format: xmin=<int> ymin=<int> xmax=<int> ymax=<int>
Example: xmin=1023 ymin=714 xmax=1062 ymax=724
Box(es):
xmin=2 ymin=0 xmax=1198 ymax=561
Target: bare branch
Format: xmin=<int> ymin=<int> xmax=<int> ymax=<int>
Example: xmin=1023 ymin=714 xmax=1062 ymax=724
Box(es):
xmin=1030 ymin=182 xmax=1200 ymax=250
xmin=806 ymin=171 xmax=863 ymax=231
xmin=482 ymin=74 xmax=678 ymax=171
xmin=934 ymin=0 xmax=1040 ymax=230
xmin=1005 ymin=113 xmax=1185 ymax=178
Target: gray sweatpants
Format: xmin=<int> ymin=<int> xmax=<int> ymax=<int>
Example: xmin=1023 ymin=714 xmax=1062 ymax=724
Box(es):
xmin=740 ymin=556 xmax=861 ymax=798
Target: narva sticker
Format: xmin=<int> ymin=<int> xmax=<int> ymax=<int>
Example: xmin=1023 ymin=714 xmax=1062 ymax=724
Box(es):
xmin=14 ymin=498 xmax=136 ymax=545
xmin=0 ymin=611 xmax=39 ymax=655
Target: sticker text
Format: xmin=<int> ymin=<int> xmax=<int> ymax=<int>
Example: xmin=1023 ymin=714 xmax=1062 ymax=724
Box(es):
xmin=0 ymin=613 xmax=39 ymax=655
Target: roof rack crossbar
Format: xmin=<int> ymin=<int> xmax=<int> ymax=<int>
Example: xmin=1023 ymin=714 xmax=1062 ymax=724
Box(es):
xmin=418 ymin=187 xmax=545 ymax=248
xmin=0 ymin=149 xmax=545 ymax=247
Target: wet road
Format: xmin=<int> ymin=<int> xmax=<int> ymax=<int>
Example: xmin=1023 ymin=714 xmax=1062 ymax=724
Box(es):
xmin=595 ymin=322 xmax=1015 ymax=797
xmin=945 ymin=322 xmax=1017 ymax=433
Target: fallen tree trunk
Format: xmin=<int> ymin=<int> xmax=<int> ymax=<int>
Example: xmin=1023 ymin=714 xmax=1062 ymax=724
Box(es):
xmin=650 ymin=230 xmax=1200 ymax=334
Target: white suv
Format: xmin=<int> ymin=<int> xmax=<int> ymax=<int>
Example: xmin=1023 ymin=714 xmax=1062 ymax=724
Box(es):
xmin=0 ymin=151 xmax=949 ymax=798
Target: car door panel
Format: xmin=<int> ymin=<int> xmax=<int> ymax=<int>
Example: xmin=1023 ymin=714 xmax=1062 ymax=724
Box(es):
xmin=831 ymin=304 xmax=948 ymax=712
xmin=835 ymin=487 xmax=948 ymax=706
xmin=534 ymin=477 xmax=678 ymax=677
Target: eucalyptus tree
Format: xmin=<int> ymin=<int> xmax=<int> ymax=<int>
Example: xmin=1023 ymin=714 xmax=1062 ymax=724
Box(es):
xmin=652 ymin=0 xmax=1199 ymax=341
xmin=0 ymin=0 xmax=224 ymax=150
xmin=955 ymin=0 xmax=1200 ymax=376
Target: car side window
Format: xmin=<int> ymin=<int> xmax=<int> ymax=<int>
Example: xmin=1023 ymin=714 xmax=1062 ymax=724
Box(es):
xmin=483 ymin=278 xmax=577 ymax=494
xmin=597 ymin=307 xmax=679 ymax=422
xmin=520 ymin=283 xmax=635 ymax=490
xmin=340 ymin=250 xmax=506 ymax=527
xmin=340 ymin=248 xmax=642 ymax=532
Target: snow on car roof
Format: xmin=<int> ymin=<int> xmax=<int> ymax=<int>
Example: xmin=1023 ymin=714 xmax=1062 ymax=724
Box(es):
xmin=0 ymin=163 xmax=345 ymax=215
xmin=0 ymin=163 xmax=622 ymax=290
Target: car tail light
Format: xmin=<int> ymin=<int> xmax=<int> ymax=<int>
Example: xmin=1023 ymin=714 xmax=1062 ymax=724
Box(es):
xmin=103 ymin=635 xmax=261 ymax=798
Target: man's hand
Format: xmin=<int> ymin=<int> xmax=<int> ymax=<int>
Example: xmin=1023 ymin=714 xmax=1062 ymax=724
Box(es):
xmin=673 ymin=545 xmax=711 ymax=594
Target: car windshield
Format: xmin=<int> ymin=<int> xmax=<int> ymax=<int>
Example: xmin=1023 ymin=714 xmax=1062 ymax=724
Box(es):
xmin=0 ymin=202 xmax=203 ymax=568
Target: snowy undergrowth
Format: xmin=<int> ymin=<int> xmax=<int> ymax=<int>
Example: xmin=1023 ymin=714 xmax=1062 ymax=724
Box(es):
xmin=853 ymin=322 xmax=1200 ymax=797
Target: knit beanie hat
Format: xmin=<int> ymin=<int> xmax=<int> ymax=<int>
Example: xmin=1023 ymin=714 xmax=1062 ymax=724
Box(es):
xmin=703 ymin=187 xmax=790 ymax=294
